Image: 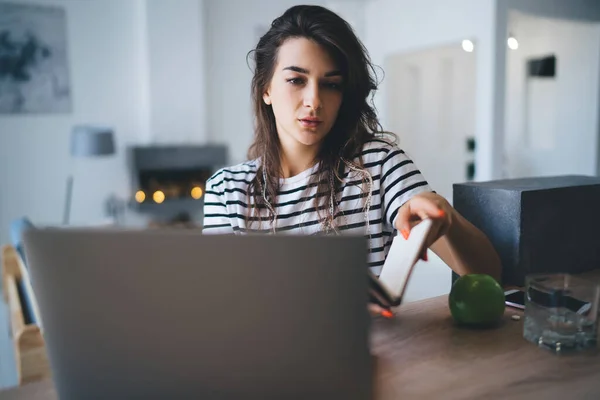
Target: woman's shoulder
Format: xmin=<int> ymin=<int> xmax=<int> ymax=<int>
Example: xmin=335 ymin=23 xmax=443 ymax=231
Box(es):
xmin=206 ymin=160 xmax=258 ymax=187
xmin=355 ymin=133 xmax=403 ymax=160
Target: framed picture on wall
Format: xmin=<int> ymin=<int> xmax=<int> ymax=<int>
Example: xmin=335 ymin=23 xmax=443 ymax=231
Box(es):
xmin=0 ymin=1 xmax=72 ymax=114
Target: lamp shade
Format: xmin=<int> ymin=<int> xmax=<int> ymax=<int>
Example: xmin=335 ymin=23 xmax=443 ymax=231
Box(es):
xmin=70 ymin=125 xmax=116 ymax=157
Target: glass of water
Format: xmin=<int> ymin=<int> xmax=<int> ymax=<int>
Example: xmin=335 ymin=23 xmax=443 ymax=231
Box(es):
xmin=524 ymin=273 xmax=600 ymax=353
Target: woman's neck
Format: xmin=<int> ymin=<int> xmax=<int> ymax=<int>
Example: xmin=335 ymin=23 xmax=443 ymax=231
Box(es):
xmin=279 ymin=142 xmax=321 ymax=178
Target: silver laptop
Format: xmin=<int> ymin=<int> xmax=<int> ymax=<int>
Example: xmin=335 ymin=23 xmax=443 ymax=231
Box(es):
xmin=23 ymin=228 xmax=372 ymax=400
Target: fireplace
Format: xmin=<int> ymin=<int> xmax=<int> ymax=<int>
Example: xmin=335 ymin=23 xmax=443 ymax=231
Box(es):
xmin=127 ymin=144 xmax=228 ymax=227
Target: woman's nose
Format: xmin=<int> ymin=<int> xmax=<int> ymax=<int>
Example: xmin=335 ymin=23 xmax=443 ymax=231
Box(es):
xmin=303 ymin=84 xmax=322 ymax=111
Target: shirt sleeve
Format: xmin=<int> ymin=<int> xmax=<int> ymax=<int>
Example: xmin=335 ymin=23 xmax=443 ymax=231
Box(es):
xmin=202 ymin=172 xmax=235 ymax=235
xmin=379 ymin=145 xmax=433 ymax=229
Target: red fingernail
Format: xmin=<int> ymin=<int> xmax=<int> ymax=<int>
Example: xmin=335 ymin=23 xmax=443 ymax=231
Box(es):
xmin=438 ymin=209 xmax=445 ymax=217
xmin=401 ymin=229 xmax=409 ymax=240
xmin=381 ymin=310 xmax=393 ymax=319
xmin=423 ymin=252 xmax=428 ymax=261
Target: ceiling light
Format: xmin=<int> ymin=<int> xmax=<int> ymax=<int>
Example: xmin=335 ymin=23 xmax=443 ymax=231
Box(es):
xmin=462 ymin=39 xmax=474 ymax=53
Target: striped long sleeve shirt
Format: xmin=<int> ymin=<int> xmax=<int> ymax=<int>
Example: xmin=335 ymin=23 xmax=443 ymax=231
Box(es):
xmin=202 ymin=139 xmax=432 ymax=274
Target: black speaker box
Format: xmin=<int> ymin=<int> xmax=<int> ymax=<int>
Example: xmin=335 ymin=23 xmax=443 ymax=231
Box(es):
xmin=452 ymin=175 xmax=600 ymax=287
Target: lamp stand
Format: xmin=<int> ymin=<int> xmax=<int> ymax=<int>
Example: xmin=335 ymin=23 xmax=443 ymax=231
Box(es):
xmin=63 ymin=175 xmax=73 ymax=225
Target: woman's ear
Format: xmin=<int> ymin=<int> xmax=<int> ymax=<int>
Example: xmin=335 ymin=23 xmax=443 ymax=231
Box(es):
xmin=263 ymin=91 xmax=272 ymax=105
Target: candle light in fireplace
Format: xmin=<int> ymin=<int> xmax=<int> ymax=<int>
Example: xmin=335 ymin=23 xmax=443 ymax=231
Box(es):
xmin=135 ymin=190 xmax=146 ymax=203
xmin=191 ymin=186 xmax=203 ymax=200
xmin=153 ymin=190 xmax=165 ymax=204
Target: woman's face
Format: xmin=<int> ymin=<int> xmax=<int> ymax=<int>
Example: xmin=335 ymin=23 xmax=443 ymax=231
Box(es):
xmin=263 ymin=37 xmax=344 ymax=152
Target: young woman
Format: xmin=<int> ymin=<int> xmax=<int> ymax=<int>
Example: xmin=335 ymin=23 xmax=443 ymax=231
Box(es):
xmin=203 ymin=5 xmax=501 ymax=313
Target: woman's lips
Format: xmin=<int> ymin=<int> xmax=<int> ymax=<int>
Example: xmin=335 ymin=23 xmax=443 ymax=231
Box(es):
xmin=299 ymin=118 xmax=322 ymax=128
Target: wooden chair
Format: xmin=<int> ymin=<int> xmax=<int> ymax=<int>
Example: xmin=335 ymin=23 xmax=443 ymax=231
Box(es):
xmin=1 ymin=245 xmax=51 ymax=385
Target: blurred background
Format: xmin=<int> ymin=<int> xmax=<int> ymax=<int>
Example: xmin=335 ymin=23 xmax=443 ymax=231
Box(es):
xmin=1 ymin=0 xmax=600 ymax=383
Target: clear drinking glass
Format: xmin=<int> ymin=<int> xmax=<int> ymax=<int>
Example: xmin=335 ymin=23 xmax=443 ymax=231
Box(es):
xmin=524 ymin=273 xmax=600 ymax=353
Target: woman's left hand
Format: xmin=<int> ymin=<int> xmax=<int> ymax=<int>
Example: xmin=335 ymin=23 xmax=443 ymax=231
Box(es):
xmin=394 ymin=192 xmax=453 ymax=261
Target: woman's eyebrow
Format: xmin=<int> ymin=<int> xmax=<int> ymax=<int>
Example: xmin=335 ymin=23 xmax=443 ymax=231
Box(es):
xmin=282 ymin=65 xmax=342 ymax=77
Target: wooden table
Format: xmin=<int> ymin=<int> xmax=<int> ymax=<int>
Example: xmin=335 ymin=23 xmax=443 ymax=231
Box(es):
xmin=371 ymin=296 xmax=600 ymax=399
xmin=1 ymin=295 xmax=599 ymax=400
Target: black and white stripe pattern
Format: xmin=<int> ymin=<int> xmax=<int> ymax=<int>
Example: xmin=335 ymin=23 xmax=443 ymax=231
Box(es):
xmin=203 ymin=139 xmax=432 ymax=274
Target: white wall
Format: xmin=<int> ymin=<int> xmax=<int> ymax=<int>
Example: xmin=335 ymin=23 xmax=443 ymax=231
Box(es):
xmin=0 ymin=0 xmax=150 ymax=246
xmin=505 ymin=12 xmax=600 ymax=178
xmin=385 ymin=44 xmax=477 ymax=201
xmin=364 ymin=0 xmax=499 ymax=182
xmin=146 ymin=0 xmax=207 ymax=144
xmin=364 ymin=0 xmax=600 ymax=182
xmin=496 ymin=0 xmax=600 ymax=178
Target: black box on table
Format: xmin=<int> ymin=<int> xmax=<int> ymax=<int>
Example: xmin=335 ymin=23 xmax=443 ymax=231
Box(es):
xmin=452 ymin=175 xmax=600 ymax=287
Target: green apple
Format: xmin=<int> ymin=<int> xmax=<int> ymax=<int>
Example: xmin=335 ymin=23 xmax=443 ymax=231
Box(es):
xmin=449 ymin=274 xmax=505 ymax=327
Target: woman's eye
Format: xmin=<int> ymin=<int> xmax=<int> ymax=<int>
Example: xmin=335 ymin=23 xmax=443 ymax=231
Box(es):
xmin=324 ymin=82 xmax=342 ymax=90
xmin=286 ymin=78 xmax=304 ymax=85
